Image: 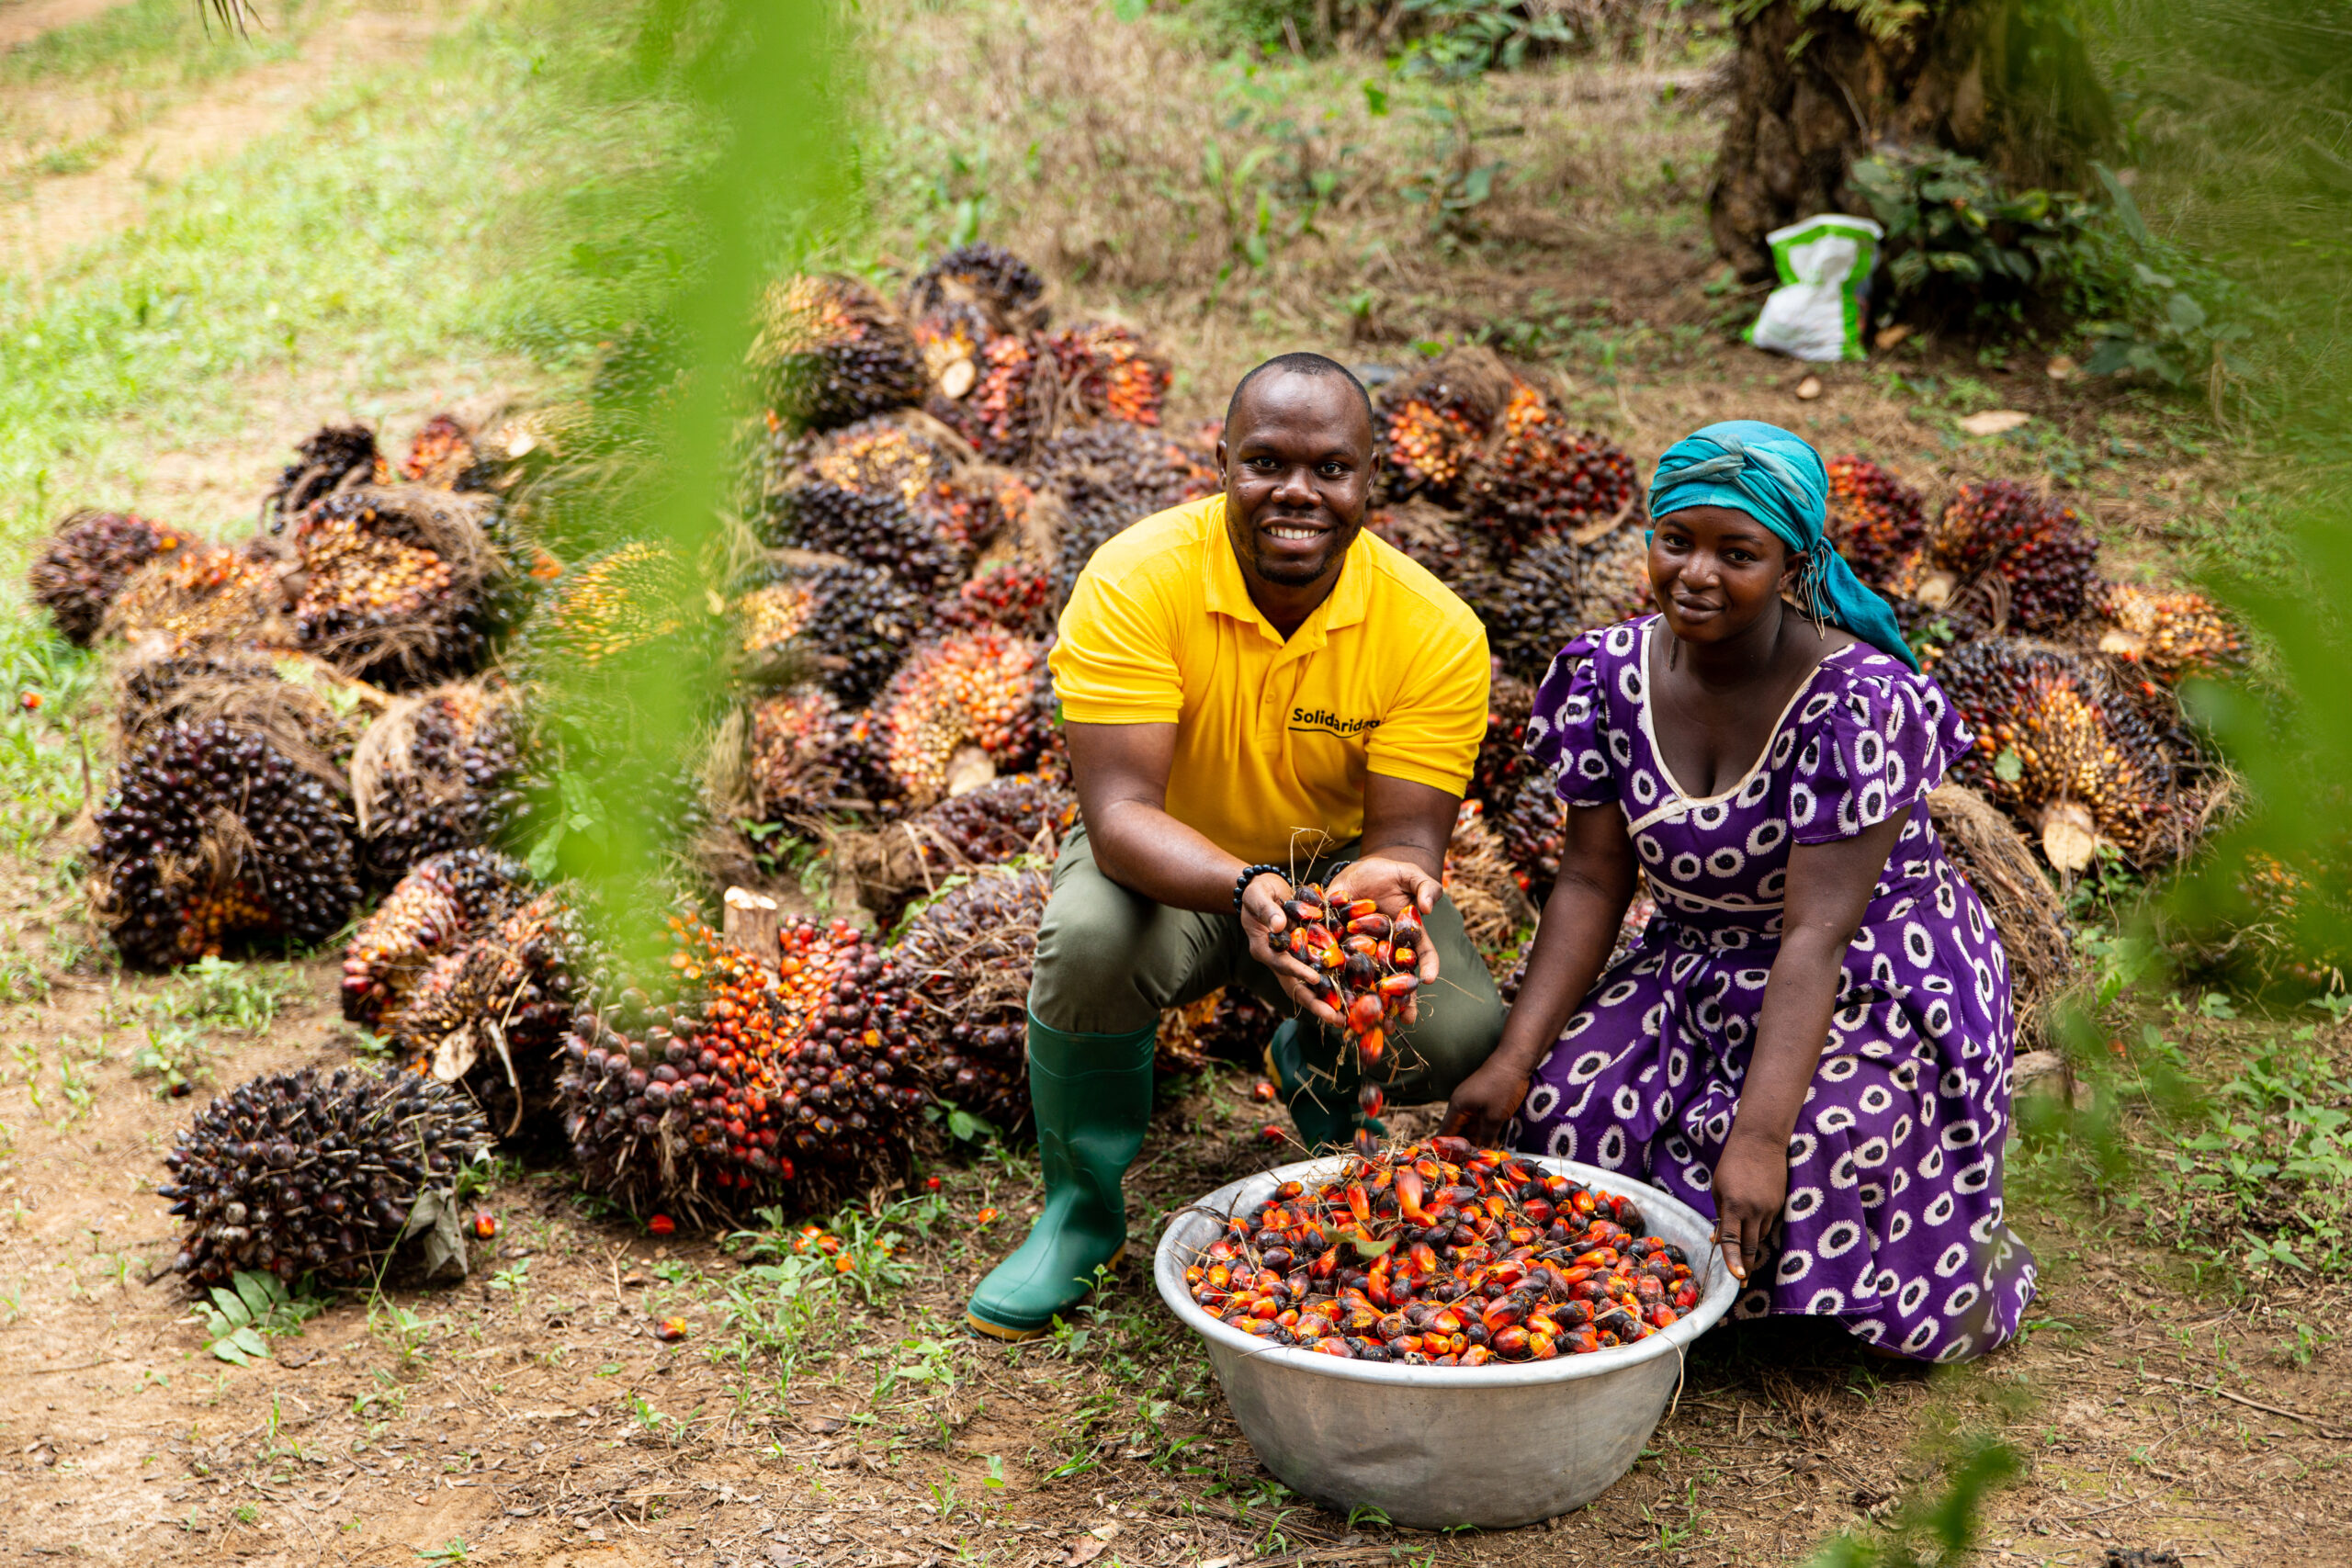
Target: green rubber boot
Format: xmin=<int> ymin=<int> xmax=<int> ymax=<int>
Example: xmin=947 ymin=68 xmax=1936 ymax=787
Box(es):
xmin=966 ymin=1014 xmax=1156 ymax=1341
xmin=1264 ymin=1019 xmax=1387 ymax=1155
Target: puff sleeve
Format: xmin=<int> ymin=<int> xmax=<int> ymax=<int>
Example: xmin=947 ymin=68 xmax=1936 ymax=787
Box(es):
xmin=1785 ymin=654 xmax=1973 ymax=846
xmin=1523 ymin=628 xmax=1621 ymax=809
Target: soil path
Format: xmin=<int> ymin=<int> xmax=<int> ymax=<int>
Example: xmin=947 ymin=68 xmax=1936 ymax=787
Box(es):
xmin=0 ymin=0 xmax=133 ymax=53
xmin=0 ymin=5 xmax=446 ymax=278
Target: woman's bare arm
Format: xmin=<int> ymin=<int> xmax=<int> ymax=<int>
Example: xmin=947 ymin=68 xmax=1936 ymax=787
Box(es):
xmin=1439 ymin=801 xmax=1638 ymax=1143
xmin=1708 ymin=809 xmax=1908 ymax=1282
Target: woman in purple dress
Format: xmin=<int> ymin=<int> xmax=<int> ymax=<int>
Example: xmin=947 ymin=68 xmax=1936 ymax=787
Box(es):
xmin=1442 ymin=421 xmax=2036 ymax=1362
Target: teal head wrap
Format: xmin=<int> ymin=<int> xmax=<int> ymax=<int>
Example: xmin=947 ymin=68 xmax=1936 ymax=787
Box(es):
xmin=1645 ymin=419 xmax=1917 ymax=671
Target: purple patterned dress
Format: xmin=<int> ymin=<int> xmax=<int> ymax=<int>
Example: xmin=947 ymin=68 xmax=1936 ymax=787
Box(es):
xmin=1510 ymin=616 xmax=2037 ymax=1362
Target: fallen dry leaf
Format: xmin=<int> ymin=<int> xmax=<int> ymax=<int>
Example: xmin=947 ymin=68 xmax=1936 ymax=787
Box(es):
xmin=1064 ymin=1539 xmax=1108 ymax=1567
xmin=1957 ymin=409 xmax=2031 ymax=436
xmin=1874 ymin=322 xmax=1914 ymax=350
xmin=2046 ymin=354 xmax=2079 ymax=381
xmin=1794 ymin=375 xmax=1823 ymax=400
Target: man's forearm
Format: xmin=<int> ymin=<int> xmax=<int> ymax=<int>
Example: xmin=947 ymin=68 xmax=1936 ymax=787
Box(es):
xmin=1085 ymin=797 xmax=1257 ymax=913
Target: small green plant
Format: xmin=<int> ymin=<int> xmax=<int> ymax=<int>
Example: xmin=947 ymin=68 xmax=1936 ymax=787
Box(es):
xmin=153 ymin=956 xmax=291 ymax=1035
xmin=416 ymin=1540 xmax=471 ymax=1564
xmin=134 ymin=1021 xmax=207 ymax=1096
xmin=196 ymin=1270 xmax=324 ymax=1366
xmin=1806 ymin=1433 xmax=2019 ymax=1567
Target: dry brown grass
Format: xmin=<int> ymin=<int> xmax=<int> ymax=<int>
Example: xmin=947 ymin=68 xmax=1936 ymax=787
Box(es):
xmin=856 ymin=0 xmax=1722 ymax=408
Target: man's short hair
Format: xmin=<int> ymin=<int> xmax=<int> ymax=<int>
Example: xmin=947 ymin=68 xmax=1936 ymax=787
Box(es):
xmin=1225 ymin=352 xmax=1374 ymax=434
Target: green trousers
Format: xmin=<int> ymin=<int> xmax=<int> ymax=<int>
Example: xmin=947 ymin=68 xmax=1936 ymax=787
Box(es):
xmin=1026 ymin=827 xmax=1508 ymax=1106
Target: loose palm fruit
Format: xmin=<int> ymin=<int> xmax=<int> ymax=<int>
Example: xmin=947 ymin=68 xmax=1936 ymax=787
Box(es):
xmin=28 ymin=510 xmax=191 ymax=645
xmin=158 ymin=1066 xmax=490 ymax=1287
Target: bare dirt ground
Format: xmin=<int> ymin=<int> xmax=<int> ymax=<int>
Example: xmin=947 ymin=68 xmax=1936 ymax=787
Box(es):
xmin=2 ymin=7 xmax=2345 ymax=1568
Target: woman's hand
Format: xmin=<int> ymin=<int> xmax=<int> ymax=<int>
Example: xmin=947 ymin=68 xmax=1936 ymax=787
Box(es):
xmin=1239 ymin=871 xmax=1345 ymax=1027
xmin=1709 ymin=1128 xmax=1790 ymax=1286
xmin=1438 ymin=1055 xmax=1532 ymax=1145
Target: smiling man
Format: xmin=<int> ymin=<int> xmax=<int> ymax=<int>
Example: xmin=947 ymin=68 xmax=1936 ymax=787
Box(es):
xmin=965 ymin=352 xmax=1508 ymax=1339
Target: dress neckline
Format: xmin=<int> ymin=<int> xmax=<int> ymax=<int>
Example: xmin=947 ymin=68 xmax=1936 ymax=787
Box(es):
xmin=1634 ymin=615 xmax=1858 ymax=806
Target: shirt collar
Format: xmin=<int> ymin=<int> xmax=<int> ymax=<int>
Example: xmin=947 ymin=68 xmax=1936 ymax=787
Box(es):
xmin=1201 ymin=494 xmax=1375 ymax=646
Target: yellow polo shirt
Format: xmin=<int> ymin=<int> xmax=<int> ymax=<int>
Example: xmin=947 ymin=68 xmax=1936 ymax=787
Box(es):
xmin=1050 ymin=494 xmax=1489 ymax=865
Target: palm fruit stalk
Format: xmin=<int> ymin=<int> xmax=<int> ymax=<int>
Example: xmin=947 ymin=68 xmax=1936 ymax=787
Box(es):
xmin=870 ymin=629 xmax=1053 ymax=808
xmin=754 ymin=275 xmax=925 ymax=433
xmin=96 ymin=717 xmax=361 ymax=966
xmin=1047 ymin=321 xmax=1172 ymax=428
xmin=342 ymin=848 xmax=529 ymax=1027
xmin=114 ymin=647 xmax=374 ymax=782
xmin=1270 ymin=881 xmax=1425 ymax=1148
xmin=2096 ymin=582 xmax=2245 ymax=683
xmin=388 ymin=889 xmax=588 ymax=1142
xmin=158 ymin=1066 xmax=489 ymax=1288
xmin=28 ymin=510 xmax=193 ymax=645
xmin=1460 ymin=380 xmax=1641 ymax=554
xmin=1182 ymin=1137 xmax=1693 ymax=1360
xmin=264 ymin=423 xmax=383 ymax=530
xmin=1933 ymin=637 xmax=2179 ymax=870
xmin=1824 ymin=457 xmax=1928 ymax=592
xmin=891 ymin=865 xmax=1052 ymax=1127
xmin=558 ymin=917 xmax=926 ymax=1219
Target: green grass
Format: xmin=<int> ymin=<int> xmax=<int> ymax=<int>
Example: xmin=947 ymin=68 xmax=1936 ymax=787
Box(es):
xmin=0 ymin=0 xmax=698 ymax=552
xmin=0 ymin=0 xmax=302 ymax=89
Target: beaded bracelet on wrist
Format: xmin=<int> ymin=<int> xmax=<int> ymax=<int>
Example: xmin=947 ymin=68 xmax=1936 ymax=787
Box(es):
xmin=1231 ymin=863 xmax=1287 ymax=914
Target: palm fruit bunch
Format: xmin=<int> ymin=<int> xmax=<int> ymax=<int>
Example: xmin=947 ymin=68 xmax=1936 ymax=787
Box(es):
xmin=930 ymin=334 xmax=1047 ymax=463
xmin=902 ymin=773 xmax=1076 ymax=873
xmin=1493 ymin=772 xmax=1567 ymax=902
xmin=734 ymin=558 xmax=931 ymax=703
xmin=96 ymin=718 xmax=360 ymax=966
xmin=558 ymin=916 xmax=926 ymax=1216
xmin=158 ymin=1066 xmax=490 ymax=1288
xmin=387 ymin=889 xmax=587 ymax=1138
xmin=753 ymin=274 xmax=925 ymax=432
xmin=114 ymin=648 xmax=368 ymax=786
xmin=1152 ymin=987 xmax=1284 ymax=1076
xmin=526 ymin=539 xmax=690 ymax=669
xmin=352 ymin=686 xmax=524 ymax=883
xmin=264 ymin=423 xmax=384 ymax=528
xmin=289 ymin=495 xmax=473 ymax=683
xmin=28 ymin=510 xmax=192 ymax=645
xmin=1269 ymin=882 xmax=1425 ymax=1143
xmin=1572 ymin=525 xmax=1654 ymax=627
xmin=1048 ymin=321 xmax=1171 ymax=427
xmin=1458 ymin=541 xmax=1592 ymax=682
xmin=870 ymin=629 xmax=1052 ymax=807
xmin=789 ymin=416 xmax=970 ymax=536
xmin=939 ymin=558 xmax=1056 ymax=637
xmin=402 ymin=414 xmax=481 ymax=490
xmin=1460 ymin=381 xmax=1641 ymax=553
xmin=1182 ymin=1138 xmax=1696 ymax=1361
xmin=909 ymin=243 xmax=1048 ymax=335
xmin=736 ymin=576 xmax=818 ymax=662
xmin=341 ymin=848 xmax=528 ymax=1028
xmin=1917 ymin=481 xmax=2099 ymax=635
xmin=1824 ymin=457 xmax=1928 ymax=592
xmin=1372 ymin=349 xmax=1517 ymax=506
xmin=1036 ymin=422 xmax=1221 ymax=609
xmin=763 ymin=480 xmax=964 ymax=592
xmin=749 ymin=684 xmax=886 ymax=821
xmin=1366 ymin=505 xmax=1473 ymax=582
xmin=105 ymin=537 xmax=289 ymax=652
xmin=893 ymin=865 xmax=1051 ymax=1126
xmin=1934 ymin=638 xmax=2177 ymax=868
xmin=2096 ymin=583 xmax=2245 ymax=683
xmin=1470 ymin=672 xmax=1538 ymax=816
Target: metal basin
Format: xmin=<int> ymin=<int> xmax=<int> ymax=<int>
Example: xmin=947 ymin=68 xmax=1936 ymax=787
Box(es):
xmin=1152 ymin=1154 xmax=1735 ymax=1529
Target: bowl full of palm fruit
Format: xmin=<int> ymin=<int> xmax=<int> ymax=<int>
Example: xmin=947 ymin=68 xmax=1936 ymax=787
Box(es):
xmin=1154 ymin=1138 xmax=1733 ymax=1529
